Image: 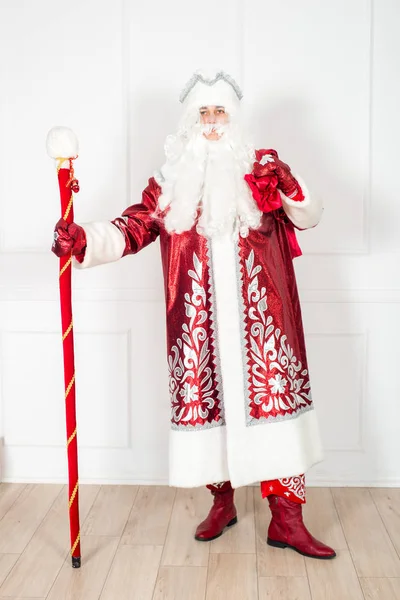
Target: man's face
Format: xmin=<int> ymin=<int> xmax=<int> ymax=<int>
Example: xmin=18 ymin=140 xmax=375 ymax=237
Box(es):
xmin=199 ymin=105 xmax=229 ymax=140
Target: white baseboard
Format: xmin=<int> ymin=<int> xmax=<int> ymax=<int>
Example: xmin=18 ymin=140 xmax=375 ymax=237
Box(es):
xmin=2 ymin=476 xmax=400 ymax=488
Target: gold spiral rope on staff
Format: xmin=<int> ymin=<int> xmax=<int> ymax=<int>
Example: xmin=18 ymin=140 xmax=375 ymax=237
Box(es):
xmin=69 ymin=481 xmax=79 ymax=508
xmin=65 ymin=374 xmax=75 ymax=400
xmin=71 ymin=532 xmax=80 ymax=555
xmin=63 ymin=320 xmax=73 ymax=341
xmin=67 ymin=428 xmax=77 ymax=447
xmin=63 ymin=196 xmax=73 ymax=221
xmin=59 ymin=257 xmax=72 ymax=278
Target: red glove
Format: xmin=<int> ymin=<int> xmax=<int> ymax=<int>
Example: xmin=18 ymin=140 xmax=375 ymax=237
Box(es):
xmin=52 ymin=218 xmax=86 ymax=262
xmin=254 ymin=149 xmax=303 ymax=200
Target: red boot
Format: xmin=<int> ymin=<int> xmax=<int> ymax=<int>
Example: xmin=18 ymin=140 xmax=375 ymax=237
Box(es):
xmin=195 ymin=482 xmax=237 ymax=542
xmin=267 ymin=495 xmax=336 ymax=559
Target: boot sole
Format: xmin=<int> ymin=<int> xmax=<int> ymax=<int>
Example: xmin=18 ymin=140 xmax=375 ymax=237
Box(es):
xmin=195 ymin=516 xmax=238 ymax=542
xmin=267 ymin=537 xmax=337 ymax=560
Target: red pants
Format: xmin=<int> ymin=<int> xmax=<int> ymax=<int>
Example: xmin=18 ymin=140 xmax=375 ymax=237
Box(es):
xmin=260 ymin=474 xmax=306 ymax=504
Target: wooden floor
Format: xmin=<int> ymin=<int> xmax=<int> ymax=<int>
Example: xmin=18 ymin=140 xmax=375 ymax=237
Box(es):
xmin=0 ymin=484 xmax=400 ymax=599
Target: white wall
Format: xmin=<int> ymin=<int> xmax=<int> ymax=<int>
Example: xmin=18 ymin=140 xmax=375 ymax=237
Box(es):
xmin=1 ymin=0 xmax=400 ymax=485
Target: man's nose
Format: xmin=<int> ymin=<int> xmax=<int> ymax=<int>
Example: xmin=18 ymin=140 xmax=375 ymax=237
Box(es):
xmin=206 ymin=114 xmax=216 ymax=124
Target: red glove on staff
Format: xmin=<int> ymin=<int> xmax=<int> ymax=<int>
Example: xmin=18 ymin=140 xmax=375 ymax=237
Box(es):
xmin=254 ymin=149 xmax=304 ymax=201
xmin=52 ymin=218 xmax=86 ymax=262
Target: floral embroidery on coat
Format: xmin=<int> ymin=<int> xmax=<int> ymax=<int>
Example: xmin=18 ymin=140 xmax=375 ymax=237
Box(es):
xmin=242 ymin=249 xmax=313 ymax=423
xmin=168 ymin=252 xmax=224 ymax=429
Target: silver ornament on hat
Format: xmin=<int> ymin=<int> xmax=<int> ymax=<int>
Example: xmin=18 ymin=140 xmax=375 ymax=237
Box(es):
xmin=179 ymin=70 xmax=243 ymax=104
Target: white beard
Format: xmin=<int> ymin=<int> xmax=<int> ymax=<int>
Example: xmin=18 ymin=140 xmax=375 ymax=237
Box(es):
xmin=156 ymin=122 xmax=262 ymax=239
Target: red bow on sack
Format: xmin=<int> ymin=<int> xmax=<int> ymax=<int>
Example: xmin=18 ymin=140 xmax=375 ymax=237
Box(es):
xmin=244 ymin=149 xmax=283 ymax=213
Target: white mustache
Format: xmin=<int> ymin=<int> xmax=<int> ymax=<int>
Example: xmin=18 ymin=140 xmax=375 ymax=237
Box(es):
xmin=201 ymin=123 xmax=227 ymax=135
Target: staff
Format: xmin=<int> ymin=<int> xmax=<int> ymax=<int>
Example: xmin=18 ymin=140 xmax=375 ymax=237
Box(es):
xmin=46 ymin=127 xmax=81 ymax=568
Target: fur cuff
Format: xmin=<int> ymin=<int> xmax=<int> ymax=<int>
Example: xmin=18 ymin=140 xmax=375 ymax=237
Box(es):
xmin=73 ymin=221 xmax=126 ymax=269
xmin=279 ymin=176 xmax=323 ymax=230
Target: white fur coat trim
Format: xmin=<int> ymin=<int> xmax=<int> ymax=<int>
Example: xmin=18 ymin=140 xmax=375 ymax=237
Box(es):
xmin=73 ymin=221 xmax=126 ymax=269
xmin=280 ymin=175 xmax=323 ymax=230
xmin=169 ymin=410 xmax=322 ymax=488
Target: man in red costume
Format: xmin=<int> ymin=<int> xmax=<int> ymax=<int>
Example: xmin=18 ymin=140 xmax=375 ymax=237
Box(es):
xmin=52 ymin=70 xmax=335 ymax=559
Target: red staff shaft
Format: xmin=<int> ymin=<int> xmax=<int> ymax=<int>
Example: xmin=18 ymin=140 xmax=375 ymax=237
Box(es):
xmin=56 ymin=162 xmax=81 ymax=568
